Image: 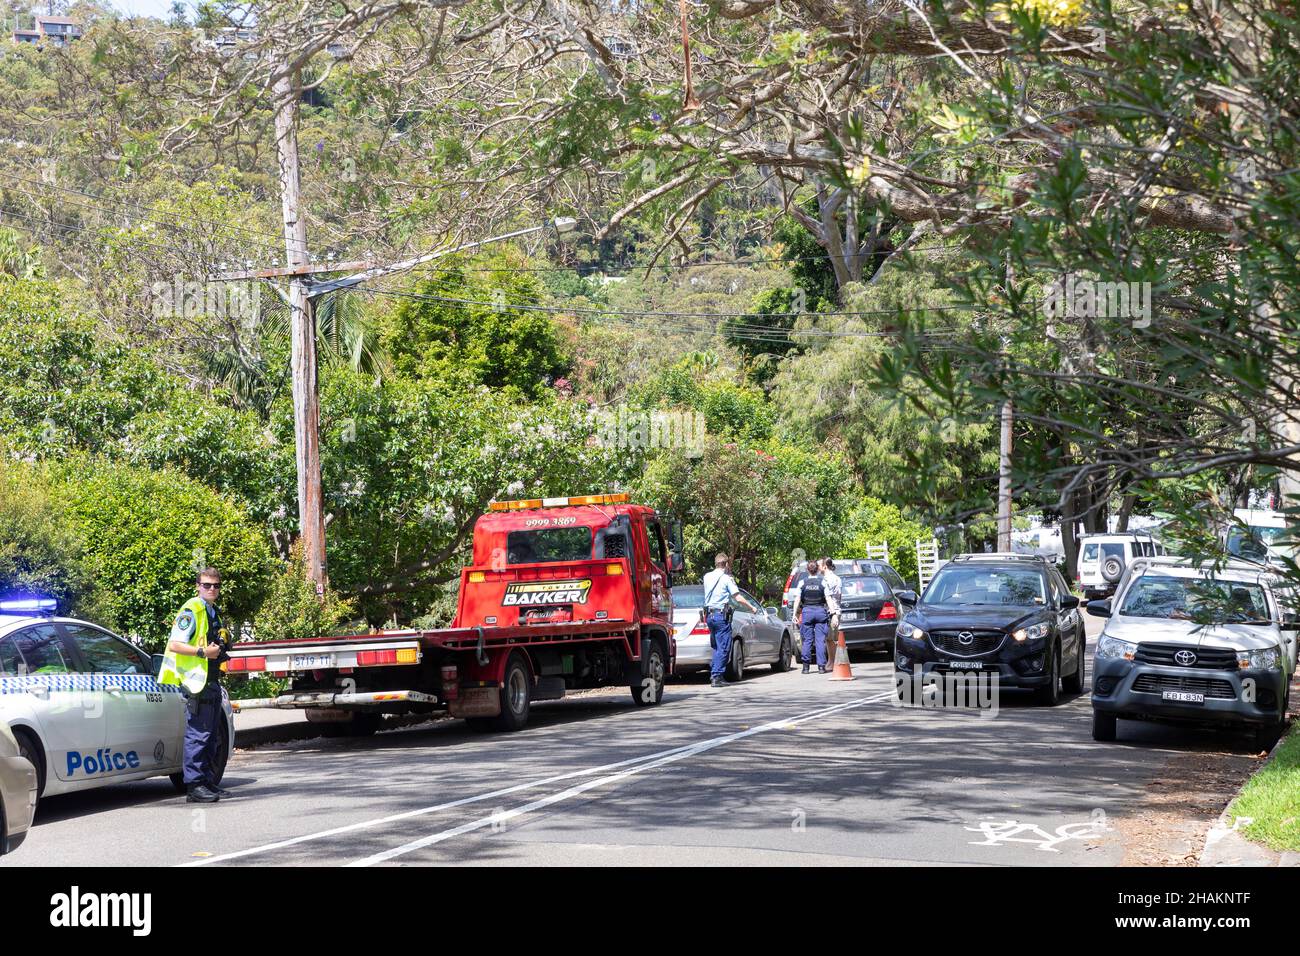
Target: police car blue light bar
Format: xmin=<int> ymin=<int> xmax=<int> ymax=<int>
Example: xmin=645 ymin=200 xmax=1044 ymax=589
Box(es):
xmin=0 ymin=597 xmax=57 ymax=613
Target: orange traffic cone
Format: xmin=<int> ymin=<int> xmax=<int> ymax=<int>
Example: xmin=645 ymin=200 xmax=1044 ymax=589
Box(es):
xmin=828 ymin=630 xmax=854 ymax=681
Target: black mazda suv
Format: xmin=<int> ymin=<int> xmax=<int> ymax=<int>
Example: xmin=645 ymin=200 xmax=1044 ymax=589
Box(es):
xmin=893 ymin=554 xmax=1087 ymax=706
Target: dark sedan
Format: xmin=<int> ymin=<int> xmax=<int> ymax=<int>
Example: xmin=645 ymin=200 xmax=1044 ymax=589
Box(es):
xmin=836 ymin=573 xmax=902 ymax=651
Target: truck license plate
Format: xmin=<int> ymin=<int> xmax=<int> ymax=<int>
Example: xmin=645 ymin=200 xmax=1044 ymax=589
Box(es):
xmin=291 ymin=654 xmax=335 ymax=670
xmin=1162 ymin=690 xmax=1204 ymax=704
xmin=949 ymin=661 xmax=984 ymax=670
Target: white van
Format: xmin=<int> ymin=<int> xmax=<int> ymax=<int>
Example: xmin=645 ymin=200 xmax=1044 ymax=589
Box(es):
xmin=1227 ymin=508 xmax=1295 ymax=566
xmin=1077 ymin=533 xmax=1166 ymax=599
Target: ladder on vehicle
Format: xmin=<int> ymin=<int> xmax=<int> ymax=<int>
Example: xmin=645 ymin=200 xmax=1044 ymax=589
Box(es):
xmin=916 ymin=537 xmax=940 ymax=591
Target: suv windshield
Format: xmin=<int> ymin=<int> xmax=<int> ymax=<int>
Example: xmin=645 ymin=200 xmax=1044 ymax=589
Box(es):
xmin=1119 ymin=574 xmax=1271 ymax=623
xmin=924 ymin=566 xmax=1046 ymax=607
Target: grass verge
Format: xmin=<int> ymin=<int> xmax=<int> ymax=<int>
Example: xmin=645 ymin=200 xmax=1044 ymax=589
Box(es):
xmin=1227 ymin=721 xmax=1300 ymax=852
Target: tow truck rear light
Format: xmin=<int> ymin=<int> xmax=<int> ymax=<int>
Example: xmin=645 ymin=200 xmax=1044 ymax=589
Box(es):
xmin=489 ymin=492 xmax=629 ymax=511
xmin=357 ymin=649 xmax=417 ymax=666
xmin=441 ymin=664 xmax=459 ymax=701
xmin=606 ymin=563 xmax=623 ymax=575
xmin=227 ymin=656 xmax=266 ymax=673
xmin=878 ymin=603 xmax=897 ymax=620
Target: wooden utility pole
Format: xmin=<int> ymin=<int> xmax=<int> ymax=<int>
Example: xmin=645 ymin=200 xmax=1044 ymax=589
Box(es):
xmin=998 ymin=400 xmax=1013 ymax=551
xmin=273 ymin=69 xmax=327 ymax=593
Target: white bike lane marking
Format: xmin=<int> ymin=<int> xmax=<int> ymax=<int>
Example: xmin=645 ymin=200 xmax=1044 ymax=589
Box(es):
xmin=346 ymin=691 xmax=897 ymax=867
xmin=183 ymin=688 xmax=895 ymax=866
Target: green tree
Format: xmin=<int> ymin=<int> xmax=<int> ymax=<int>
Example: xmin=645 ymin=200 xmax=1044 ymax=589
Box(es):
xmin=51 ymin=458 xmax=274 ymax=648
xmin=382 ymin=254 xmax=570 ymax=399
xmin=0 ymin=459 xmax=103 ymax=619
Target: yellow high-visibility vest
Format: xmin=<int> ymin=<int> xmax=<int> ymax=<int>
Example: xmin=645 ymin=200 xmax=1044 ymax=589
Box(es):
xmin=159 ymin=596 xmax=210 ymax=694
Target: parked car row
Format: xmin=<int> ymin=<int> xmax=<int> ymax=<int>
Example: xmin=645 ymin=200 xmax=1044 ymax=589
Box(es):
xmin=889 ymin=550 xmax=1295 ymax=750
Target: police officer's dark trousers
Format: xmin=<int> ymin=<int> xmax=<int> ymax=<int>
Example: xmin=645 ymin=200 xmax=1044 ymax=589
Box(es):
xmin=183 ymin=686 xmax=222 ymax=788
xmin=707 ymin=609 xmax=733 ymax=680
xmin=800 ymin=605 xmax=829 ymax=667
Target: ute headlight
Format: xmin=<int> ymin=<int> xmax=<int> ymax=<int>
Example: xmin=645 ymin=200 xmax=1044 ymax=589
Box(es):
xmin=1096 ymin=634 xmax=1137 ymax=661
xmin=1238 ymin=647 xmax=1281 ymax=671
xmin=896 ymin=621 xmax=926 ymax=641
xmin=1012 ymin=622 xmax=1050 ymax=642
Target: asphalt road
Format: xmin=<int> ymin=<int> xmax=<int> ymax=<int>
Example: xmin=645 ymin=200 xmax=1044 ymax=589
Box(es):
xmin=4 ymin=615 xmax=1270 ymax=867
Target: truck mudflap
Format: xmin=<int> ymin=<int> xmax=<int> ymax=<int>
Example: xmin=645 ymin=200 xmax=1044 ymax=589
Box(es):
xmin=232 ymin=690 xmax=439 ymax=711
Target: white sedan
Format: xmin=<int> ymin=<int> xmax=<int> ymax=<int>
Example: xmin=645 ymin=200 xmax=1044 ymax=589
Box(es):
xmin=0 ymin=600 xmax=234 ymax=809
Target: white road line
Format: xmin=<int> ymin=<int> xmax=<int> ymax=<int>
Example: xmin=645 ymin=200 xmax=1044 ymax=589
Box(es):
xmin=183 ymin=688 xmax=893 ymax=866
xmin=347 ymin=691 xmax=895 ymax=867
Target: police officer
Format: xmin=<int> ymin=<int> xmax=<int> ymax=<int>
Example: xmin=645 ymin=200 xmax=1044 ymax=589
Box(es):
xmin=821 ymin=557 xmax=843 ymax=655
xmin=792 ymin=560 xmax=829 ymax=673
xmin=701 ymin=553 xmax=757 ymax=688
xmin=160 ymin=567 xmax=231 ymax=803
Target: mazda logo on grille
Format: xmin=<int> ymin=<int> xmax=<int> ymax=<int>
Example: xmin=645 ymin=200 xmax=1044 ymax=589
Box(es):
xmin=1174 ymin=649 xmax=1197 ymax=666
xmin=958 ymin=631 xmax=975 ymax=646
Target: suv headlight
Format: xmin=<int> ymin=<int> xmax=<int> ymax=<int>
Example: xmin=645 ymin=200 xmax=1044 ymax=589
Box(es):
xmin=896 ymin=621 xmax=926 ymax=641
xmin=1012 ymin=622 xmax=1050 ymax=642
xmin=1096 ymin=634 xmax=1137 ymax=660
xmin=1238 ymin=647 xmax=1282 ymax=671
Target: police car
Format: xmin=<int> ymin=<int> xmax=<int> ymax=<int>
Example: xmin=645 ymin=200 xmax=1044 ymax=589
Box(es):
xmin=0 ymin=598 xmax=234 ymax=809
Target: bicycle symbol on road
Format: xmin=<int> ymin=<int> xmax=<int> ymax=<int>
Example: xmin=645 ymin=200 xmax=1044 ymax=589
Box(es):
xmin=964 ymin=809 xmax=1111 ymax=852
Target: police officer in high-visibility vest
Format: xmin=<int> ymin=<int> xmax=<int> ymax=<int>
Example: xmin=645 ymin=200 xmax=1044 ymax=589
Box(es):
xmin=160 ymin=567 xmax=231 ymax=803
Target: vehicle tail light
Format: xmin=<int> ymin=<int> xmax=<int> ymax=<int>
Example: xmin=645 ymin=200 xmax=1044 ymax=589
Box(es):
xmin=358 ymin=650 xmax=398 ymax=666
xmin=878 ymin=603 xmax=897 ymax=620
xmin=227 ymin=656 xmax=265 ymax=673
xmin=690 ymin=621 xmax=710 ymax=636
xmin=441 ymin=664 xmax=459 ymax=701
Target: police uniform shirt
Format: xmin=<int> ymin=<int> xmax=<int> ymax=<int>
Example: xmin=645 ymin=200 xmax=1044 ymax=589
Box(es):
xmin=799 ymin=576 xmax=827 ymax=607
xmin=701 ymin=568 xmax=739 ymax=611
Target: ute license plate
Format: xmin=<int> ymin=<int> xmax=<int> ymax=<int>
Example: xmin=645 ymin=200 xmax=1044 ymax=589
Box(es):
xmin=949 ymin=661 xmax=984 ymax=670
xmin=1162 ymin=690 xmax=1204 ymax=704
xmin=290 ymin=653 xmax=335 ymax=670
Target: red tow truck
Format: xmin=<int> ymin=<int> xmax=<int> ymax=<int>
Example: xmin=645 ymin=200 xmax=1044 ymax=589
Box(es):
xmin=226 ymin=493 xmax=684 ymax=733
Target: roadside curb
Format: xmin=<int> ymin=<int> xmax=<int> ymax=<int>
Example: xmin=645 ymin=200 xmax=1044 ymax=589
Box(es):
xmin=233 ymin=712 xmax=443 ymax=749
xmin=1198 ymin=726 xmax=1294 ymax=867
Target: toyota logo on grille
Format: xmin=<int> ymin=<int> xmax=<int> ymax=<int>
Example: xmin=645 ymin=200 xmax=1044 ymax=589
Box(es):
xmin=1174 ymin=649 xmax=1197 ymax=666
xmin=958 ymin=631 xmax=975 ymax=646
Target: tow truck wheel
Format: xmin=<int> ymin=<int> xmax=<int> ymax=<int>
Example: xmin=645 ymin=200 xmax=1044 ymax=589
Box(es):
xmin=489 ymin=652 xmax=532 ymax=732
xmin=631 ymin=639 xmax=667 ymax=707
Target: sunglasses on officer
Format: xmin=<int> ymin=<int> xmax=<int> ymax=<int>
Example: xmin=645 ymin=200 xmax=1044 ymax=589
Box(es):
xmin=199 ymin=580 xmax=222 ymax=591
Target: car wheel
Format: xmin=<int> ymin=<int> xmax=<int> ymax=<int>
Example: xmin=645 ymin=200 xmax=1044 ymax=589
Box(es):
xmin=772 ymin=633 xmax=793 ymax=672
xmin=1063 ymin=635 xmax=1085 ymax=694
xmin=1253 ymin=718 xmax=1285 ymax=752
xmin=631 ymin=639 xmax=667 ymax=706
xmin=489 ymin=651 xmax=533 ymax=731
xmin=1036 ymin=644 xmax=1062 ymax=706
xmin=726 ymin=639 xmax=745 ymax=682
xmin=1092 ymin=709 xmax=1117 ymax=742
xmin=14 ymin=729 xmax=44 ymax=812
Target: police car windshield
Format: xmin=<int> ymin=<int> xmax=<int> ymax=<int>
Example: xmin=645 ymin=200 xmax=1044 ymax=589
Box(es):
xmin=924 ymin=566 xmax=1046 ymax=607
xmin=1119 ymin=575 xmax=1271 ymax=623
xmin=673 ymin=586 xmax=705 ymax=608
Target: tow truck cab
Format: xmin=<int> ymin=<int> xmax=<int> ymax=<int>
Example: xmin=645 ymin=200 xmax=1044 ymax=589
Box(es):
xmin=458 ymin=497 xmax=679 ymax=631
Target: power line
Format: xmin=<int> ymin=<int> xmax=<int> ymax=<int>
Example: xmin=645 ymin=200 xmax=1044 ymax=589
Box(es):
xmin=0 ymin=169 xmax=292 ymax=259
xmin=0 ymin=205 xmax=228 ymax=265
xmin=343 ymin=285 xmax=978 ymax=339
